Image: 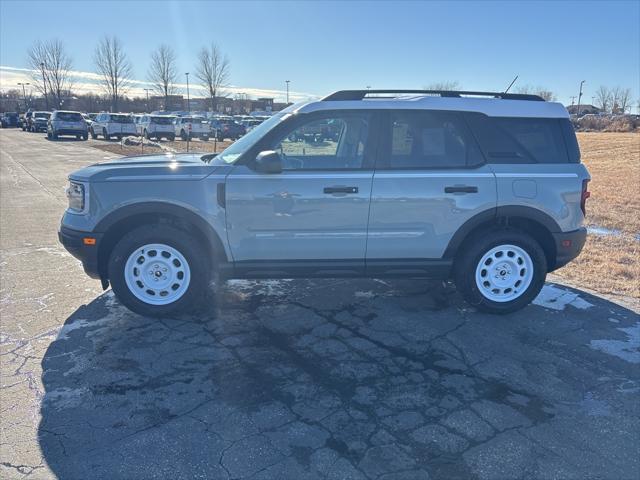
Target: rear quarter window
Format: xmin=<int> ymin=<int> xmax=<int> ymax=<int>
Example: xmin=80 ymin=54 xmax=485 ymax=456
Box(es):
xmin=465 ymin=113 xmax=571 ymax=164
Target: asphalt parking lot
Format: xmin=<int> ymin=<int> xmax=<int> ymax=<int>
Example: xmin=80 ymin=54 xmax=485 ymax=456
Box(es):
xmin=1 ymin=128 xmax=639 ymax=480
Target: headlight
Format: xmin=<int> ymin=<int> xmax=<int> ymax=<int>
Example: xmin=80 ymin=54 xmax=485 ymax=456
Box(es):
xmin=66 ymin=181 xmax=86 ymax=212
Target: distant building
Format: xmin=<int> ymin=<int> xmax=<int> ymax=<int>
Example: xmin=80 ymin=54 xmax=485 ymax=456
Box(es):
xmin=566 ymin=104 xmax=601 ymax=115
xmin=150 ymin=95 xmax=184 ymax=111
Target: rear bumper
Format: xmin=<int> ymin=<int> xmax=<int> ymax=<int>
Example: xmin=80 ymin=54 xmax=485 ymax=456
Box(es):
xmin=54 ymin=129 xmax=87 ymax=136
xmin=58 ymin=226 xmax=103 ymax=279
xmin=551 ymin=227 xmax=587 ymax=271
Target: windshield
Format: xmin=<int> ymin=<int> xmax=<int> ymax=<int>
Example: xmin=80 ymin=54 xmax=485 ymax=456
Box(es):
xmin=57 ymin=112 xmax=82 ymax=121
xmin=35 ymin=112 xmax=51 ymax=119
xmin=212 ymin=112 xmax=288 ymax=165
xmin=111 ymin=114 xmax=133 ymax=123
xmin=151 ymin=116 xmax=174 ymax=125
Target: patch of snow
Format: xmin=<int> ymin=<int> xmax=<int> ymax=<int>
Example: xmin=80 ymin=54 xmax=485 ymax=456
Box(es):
xmin=587 ymin=226 xmax=622 ymax=237
xmin=590 ymin=323 xmax=640 ymax=364
xmin=226 ymin=279 xmax=292 ymax=296
xmin=533 ymin=284 xmax=594 ymax=311
xmin=355 ymin=291 xmax=376 ymax=299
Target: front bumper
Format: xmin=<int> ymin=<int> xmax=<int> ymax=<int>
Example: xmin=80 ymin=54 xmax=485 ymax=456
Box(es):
xmin=58 ymin=226 xmax=103 ymax=279
xmin=551 ymin=227 xmax=587 ymax=270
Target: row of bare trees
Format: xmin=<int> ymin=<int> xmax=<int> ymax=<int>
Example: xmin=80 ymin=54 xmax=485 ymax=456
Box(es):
xmin=593 ymin=86 xmax=632 ymax=114
xmin=146 ymin=43 xmax=230 ymax=112
xmin=424 ymin=81 xmax=557 ymax=101
xmin=26 ymin=37 xmax=230 ymax=113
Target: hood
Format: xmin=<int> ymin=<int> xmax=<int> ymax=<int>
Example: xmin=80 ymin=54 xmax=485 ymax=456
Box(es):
xmin=69 ymin=153 xmax=218 ymax=183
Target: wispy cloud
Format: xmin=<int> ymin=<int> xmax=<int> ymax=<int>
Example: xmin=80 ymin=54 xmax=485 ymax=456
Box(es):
xmin=0 ymin=65 xmax=317 ymax=102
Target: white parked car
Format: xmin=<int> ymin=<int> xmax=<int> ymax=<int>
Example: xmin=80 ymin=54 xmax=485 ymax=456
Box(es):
xmin=137 ymin=115 xmax=176 ymax=141
xmin=174 ymin=116 xmax=211 ymax=141
xmin=90 ymin=113 xmax=137 ymax=140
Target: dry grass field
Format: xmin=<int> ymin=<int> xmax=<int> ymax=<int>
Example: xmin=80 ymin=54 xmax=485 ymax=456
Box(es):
xmin=553 ymin=132 xmax=640 ymax=298
xmin=88 ymin=131 xmax=640 ymax=299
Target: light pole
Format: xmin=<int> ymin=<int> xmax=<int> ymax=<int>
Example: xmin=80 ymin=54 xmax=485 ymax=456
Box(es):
xmin=185 ymin=72 xmax=190 ymax=112
xmin=40 ymin=62 xmax=48 ymax=110
xmin=17 ymin=82 xmax=30 ymax=112
xmin=285 ymin=80 xmax=290 ymax=105
xmin=143 ymin=88 xmax=151 ymax=111
xmin=576 ymin=80 xmax=585 ymax=116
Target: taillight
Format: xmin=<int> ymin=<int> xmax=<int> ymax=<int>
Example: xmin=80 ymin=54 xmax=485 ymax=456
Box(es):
xmin=580 ymin=179 xmax=590 ymax=216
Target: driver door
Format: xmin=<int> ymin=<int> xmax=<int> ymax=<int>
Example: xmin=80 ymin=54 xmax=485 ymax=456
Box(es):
xmin=225 ymin=111 xmax=377 ymax=268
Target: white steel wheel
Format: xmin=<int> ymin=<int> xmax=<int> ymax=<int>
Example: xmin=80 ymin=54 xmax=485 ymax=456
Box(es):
xmin=474 ymin=244 xmax=534 ymax=303
xmin=124 ymin=243 xmax=191 ymax=306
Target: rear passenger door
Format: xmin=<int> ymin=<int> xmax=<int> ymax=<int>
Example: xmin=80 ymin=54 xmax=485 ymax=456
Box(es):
xmin=464 ymin=114 xmax=588 ymax=233
xmin=366 ymin=110 xmax=497 ymax=266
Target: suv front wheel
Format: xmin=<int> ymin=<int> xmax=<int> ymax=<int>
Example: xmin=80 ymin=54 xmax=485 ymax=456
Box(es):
xmin=454 ymin=230 xmax=546 ymax=314
xmin=108 ymin=225 xmax=210 ymax=317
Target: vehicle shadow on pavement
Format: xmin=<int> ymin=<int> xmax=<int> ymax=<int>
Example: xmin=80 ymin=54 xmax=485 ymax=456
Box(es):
xmin=38 ymin=279 xmax=640 ymax=479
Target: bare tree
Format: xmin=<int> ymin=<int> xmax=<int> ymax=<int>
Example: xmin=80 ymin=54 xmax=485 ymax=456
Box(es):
xmin=195 ymin=43 xmax=230 ymax=112
xmin=424 ymin=81 xmax=461 ymax=91
xmin=595 ymin=86 xmax=612 ymax=113
xmin=94 ymin=36 xmax=132 ymax=112
xmin=27 ymin=39 xmax=73 ymax=109
xmin=611 ymin=86 xmax=632 ymax=113
xmin=516 ymin=85 xmax=557 ymax=101
xmin=148 ymin=45 xmax=177 ymax=107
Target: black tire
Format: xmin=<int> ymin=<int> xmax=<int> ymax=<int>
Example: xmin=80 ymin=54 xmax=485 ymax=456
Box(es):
xmin=180 ymin=130 xmax=188 ymax=141
xmin=454 ymin=229 xmax=547 ymax=314
xmin=52 ymin=131 xmax=58 ymax=140
xmin=144 ymin=130 xmax=150 ymax=140
xmin=90 ymin=128 xmax=97 ymax=139
xmin=103 ymin=129 xmax=110 ymax=140
xmin=201 ymin=136 xmax=209 ymax=142
xmin=108 ymin=224 xmax=211 ymax=317
xmin=168 ymin=134 xmax=175 ymax=142
xmin=82 ymin=133 xmax=88 ymax=141
xmin=76 ymin=135 xmax=81 ymax=140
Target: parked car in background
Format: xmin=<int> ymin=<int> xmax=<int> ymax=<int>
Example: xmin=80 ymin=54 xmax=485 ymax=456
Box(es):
xmin=137 ymin=115 xmax=176 ymax=141
xmin=47 ymin=110 xmax=88 ymax=140
xmin=240 ymin=118 xmax=263 ymax=132
xmin=0 ymin=112 xmax=20 ymax=128
xmin=210 ymin=118 xmax=246 ymax=140
xmin=58 ymin=89 xmax=590 ymax=317
xmin=30 ymin=111 xmax=51 ymax=132
xmin=90 ymin=113 xmax=136 ymax=140
xmin=174 ymin=116 xmax=211 ymax=141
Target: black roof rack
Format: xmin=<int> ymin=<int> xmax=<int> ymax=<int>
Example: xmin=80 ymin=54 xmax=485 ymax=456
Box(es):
xmin=322 ymin=90 xmax=545 ymax=102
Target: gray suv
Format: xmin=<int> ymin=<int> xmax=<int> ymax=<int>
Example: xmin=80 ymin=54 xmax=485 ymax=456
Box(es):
xmin=59 ymin=90 xmax=590 ymax=317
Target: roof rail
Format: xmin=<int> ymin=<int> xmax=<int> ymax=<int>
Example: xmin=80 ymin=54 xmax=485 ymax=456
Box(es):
xmin=322 ymin=90 xmax=545 ymax=102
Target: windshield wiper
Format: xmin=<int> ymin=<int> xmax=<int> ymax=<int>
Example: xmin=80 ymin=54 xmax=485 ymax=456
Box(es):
xmin=200 ymin=153 xmax=218 ymax=163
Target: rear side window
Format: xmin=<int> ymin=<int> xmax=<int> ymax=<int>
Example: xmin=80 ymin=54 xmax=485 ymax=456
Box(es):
xmin=151 ymin=116 xmax=173 ymax=125
xmin=382 ymin=110 xmax=482 ymax=169
xmin=465 ymin=113 xmax=571 ymax=163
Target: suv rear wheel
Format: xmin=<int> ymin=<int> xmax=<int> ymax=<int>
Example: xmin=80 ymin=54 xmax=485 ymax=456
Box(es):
xmin=454 ymin=229 xmax=546 ymax=314
xmin=108 ymin=225 xmax=210 ymax=317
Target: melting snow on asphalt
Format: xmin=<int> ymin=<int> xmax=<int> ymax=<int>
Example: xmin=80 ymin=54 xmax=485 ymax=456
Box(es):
xmin=590 ymin=323 xmax=640 ymax=364
xmin=533 ymin=284 xmax=594 ymax=311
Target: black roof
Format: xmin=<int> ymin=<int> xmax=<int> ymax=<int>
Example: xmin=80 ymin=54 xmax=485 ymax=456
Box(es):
xmin=322 ymin=90 xmax=545 ymax=102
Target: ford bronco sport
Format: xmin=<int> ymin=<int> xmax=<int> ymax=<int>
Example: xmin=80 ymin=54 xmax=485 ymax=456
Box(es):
xmin=59 ymin=90 xmax=590 ymax=317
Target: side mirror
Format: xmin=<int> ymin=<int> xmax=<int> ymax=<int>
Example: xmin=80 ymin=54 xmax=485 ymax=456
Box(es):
xmin=254 ymin=150 xmax=282 ymax=174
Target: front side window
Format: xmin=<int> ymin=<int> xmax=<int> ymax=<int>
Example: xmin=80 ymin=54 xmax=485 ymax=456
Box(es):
xmin=385 ymin=111 xmax=479 ymax=169
xmin=271 ymin=114 xmax=370 ymax=170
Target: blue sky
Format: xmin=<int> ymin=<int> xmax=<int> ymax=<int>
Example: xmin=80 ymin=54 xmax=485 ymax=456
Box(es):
xmin=1 ymin=0 xmax=638 ymax=107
